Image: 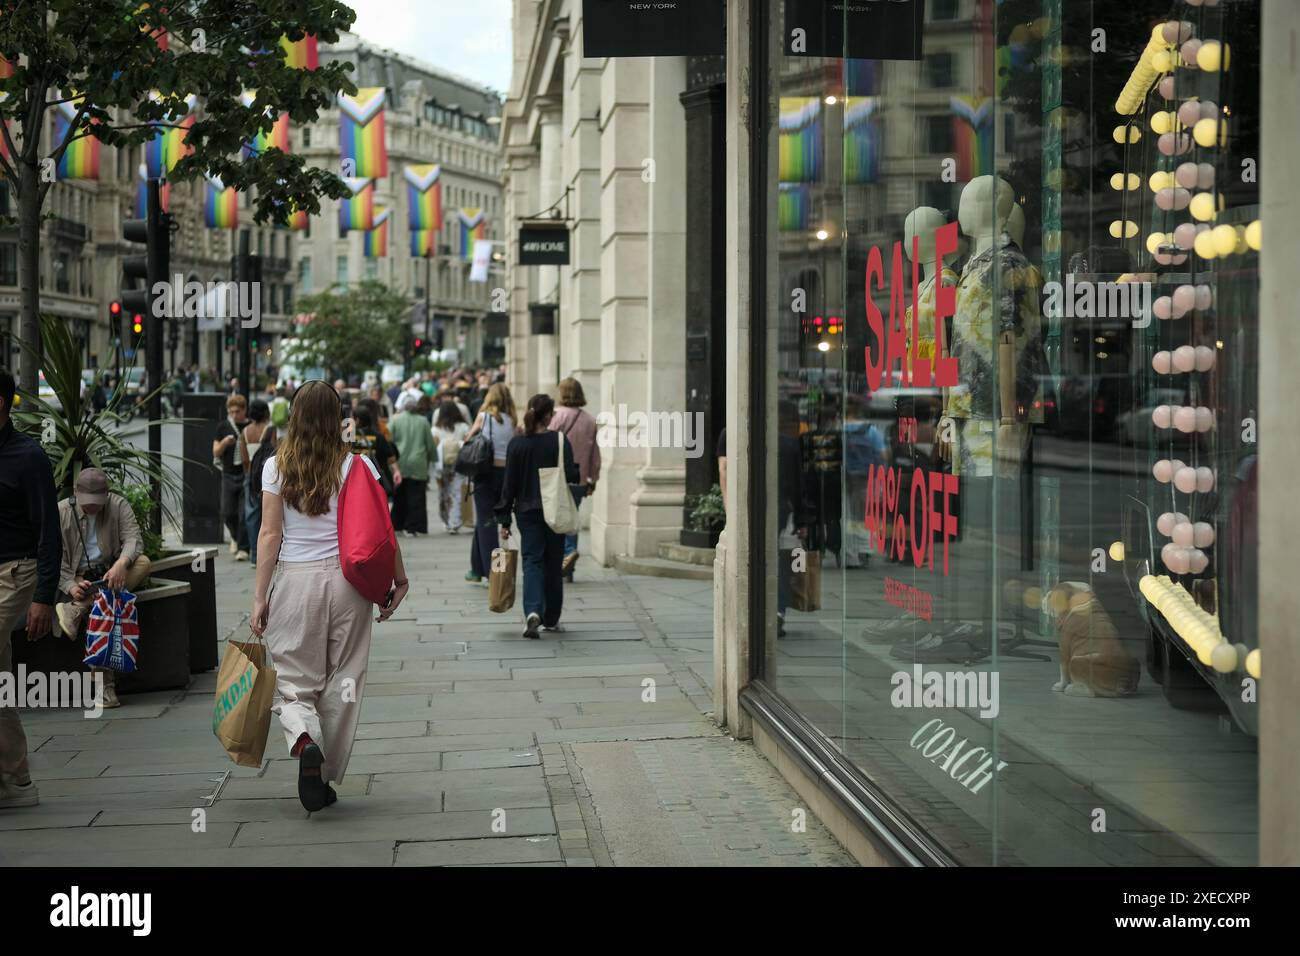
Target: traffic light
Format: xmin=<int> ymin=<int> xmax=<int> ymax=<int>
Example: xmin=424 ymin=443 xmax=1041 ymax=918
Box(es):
xmin=119 ymin=177 xmax=171 ymax=536
xmin=109 ymin=300 xmax=121 ymax=320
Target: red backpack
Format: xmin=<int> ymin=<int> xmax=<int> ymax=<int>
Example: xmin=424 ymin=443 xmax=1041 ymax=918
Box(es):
xmin=336 ymin=455 xmax=397 ymax=605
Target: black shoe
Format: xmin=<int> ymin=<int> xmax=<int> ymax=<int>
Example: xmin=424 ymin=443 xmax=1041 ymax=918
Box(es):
xmin=777 ymin=614 xmax=786 ymax=638
xmin=324 ymin=785 xmax=338 ymax=807
xmin=297 ymin=744 xmax=328 ymax=812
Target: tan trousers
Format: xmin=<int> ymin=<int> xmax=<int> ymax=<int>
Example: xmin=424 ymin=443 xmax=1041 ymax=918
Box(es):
xmin=264 ymin=555 xmax=372 ymax=783
xmin=0 ymin=559 xmax=36 ymax=782
xmin=64 ymin=555 xmax=152 ymax=688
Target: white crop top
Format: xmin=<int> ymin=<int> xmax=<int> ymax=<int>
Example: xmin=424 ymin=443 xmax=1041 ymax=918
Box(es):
xmin=262 ymin=453 xmax=382 ymax=562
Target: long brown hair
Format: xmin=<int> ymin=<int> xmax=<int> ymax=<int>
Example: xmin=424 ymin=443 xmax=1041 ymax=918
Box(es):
xmin=481 ymin=382 xmax=516 ymax=425
xmin=275 ymin=380 xmax=348 ymax=516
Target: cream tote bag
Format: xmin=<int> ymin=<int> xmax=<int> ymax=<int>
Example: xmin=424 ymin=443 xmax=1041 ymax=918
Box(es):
xmin=540 ymin=431 xmax=580 ymax=534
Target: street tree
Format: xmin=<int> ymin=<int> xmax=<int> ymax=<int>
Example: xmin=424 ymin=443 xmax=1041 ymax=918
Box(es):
xmin=0 ymin=0 xmax=359 ymax=393
xmin=288 ymin=281 xmax=411 ymax=380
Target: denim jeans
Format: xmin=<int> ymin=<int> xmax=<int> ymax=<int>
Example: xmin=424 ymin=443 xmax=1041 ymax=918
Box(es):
xmin=244 ymin=477 xmax=262 ymax=566
xmin=564 ymin=485 xmax=586 ymax=557
xmin=470 ymin=467 xmax=505 ymax=578
xmin=516 ymin=508 xmax=564 ymax=627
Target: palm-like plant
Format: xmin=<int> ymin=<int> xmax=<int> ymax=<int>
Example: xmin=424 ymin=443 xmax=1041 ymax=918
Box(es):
xmin=13 ymin=314 xmax=188 ymax=516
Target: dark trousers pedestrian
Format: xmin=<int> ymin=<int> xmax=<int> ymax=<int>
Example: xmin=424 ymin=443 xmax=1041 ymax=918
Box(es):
xmin=222 ymin=472 xmax=249 ymax=551
xmin=398 ymin=478 xmax=429 ymax=534
xmin=517 ymin=509 xmax=564 ymax=627
xmin=390 ymin=479 xmax=408 ymax=533
xmin=244 ymin=479 xmax=262 ymax=566
xmin=470 ymin=467 xmax=504 ymax=578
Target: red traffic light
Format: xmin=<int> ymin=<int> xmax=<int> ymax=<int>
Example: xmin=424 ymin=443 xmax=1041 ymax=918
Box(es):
xmin=110 ymin=301 xmax=122 ymax=316
xmin=414 ymin=338 xmax=423 ymax=349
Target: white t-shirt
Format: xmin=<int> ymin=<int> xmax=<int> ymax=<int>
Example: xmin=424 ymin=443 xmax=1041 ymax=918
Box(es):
xmin=262 ymin=453 xmax=382 ymax=562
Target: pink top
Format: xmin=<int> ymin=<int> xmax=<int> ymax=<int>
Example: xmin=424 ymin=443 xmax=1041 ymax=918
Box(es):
xmin=549 ymin=406 xmax=601 ymax=484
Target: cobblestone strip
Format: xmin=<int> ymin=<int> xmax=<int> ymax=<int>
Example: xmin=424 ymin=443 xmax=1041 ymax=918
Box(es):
xmin=538 ymin=743 xmax=610 ymax=866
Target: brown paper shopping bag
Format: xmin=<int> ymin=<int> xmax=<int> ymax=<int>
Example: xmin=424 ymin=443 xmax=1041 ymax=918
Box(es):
xmin=212 ymin=632 xmax=277 ymax=768
xmin=489 ymin=547 xmax=518 ymax=613
xmin=788 ymin=549 xmax=822 ymax=613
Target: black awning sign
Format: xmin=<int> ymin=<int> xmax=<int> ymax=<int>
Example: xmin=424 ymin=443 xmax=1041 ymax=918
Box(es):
xmin=784 ymin=0 xmax=925 ymax=61
xmin=519 ymin=222 xmax=571 ymax=266
xmin=583 ymin=0 xmax=726 ymax=58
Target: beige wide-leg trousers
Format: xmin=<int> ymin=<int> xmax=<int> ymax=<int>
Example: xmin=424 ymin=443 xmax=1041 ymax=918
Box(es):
xmin=264 ymin=555 xmax=372 ymax=783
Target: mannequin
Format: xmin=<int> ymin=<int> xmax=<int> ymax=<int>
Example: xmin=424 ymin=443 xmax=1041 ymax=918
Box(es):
xmin=945 ymin=175 xmax=1046 ymax=476
xmin=888 ymin=178 xmax=1047 ymax=664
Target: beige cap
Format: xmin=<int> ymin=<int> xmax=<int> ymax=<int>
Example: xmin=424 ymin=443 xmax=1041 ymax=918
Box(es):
xmin=74 ymin=468 xmax=110 ymax=508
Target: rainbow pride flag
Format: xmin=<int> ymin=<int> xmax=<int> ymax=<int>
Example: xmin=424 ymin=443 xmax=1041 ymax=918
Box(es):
xmin=239 ymin=91 xmax=290 ymax=158
xmin=364 ymin=207 xmax=390 ymax=258
xmin=778 ymin=97 xmax=822 ymax=183
xmin=405 ymin=164 xmax=443 ymax=232
xmin=843 ymin=97 xmax=880 ymax=185
xmin=339 ymin=177 xmax=375 ymax=232
xmin=204 ymin=174 xmax=238 ymax=229
xmin=280 ymin=207 xmax=309 ymax=231
xmin=280 ymin=34 xmax=319 ymax=70
xmin=144 ymin=93 xmax=196 ymax=177
xmin=950 ymin=95 xmax=994 ymax=182
xmin=339 ymin=88 xmax=388 ymax=178
xmin=778 ymin=184 xmax=810 ymax=232
xmin=135 ymin=164 xmax=171 ymax=219
xmin=457 ymin=208 xmax=486 ymax=261
xmin=53 ymin=101 xmax=100 ymax=180
xmin=410 ymin=229 xmax=437 ymax=258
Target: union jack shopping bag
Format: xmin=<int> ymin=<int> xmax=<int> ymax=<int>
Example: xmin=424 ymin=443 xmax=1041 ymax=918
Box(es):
xmin=83 ymin=587 xmax=140 ymax=673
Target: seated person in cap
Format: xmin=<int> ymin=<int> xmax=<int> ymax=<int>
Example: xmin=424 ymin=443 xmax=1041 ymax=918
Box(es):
xmin=54 ymin=468 xmax=151 ymax=640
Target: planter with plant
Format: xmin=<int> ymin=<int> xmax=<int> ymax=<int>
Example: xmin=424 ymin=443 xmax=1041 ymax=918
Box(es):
xmin=682 ymin=483 xmax=726 ymax=549
xmin=12 ymin=314 xmax=198 ymax=691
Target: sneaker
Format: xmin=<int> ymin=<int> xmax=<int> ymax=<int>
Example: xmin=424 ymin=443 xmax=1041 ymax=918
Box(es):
xmin=297 ymin=742 xmax=328 ymax=812
xmin=542 ymin=623 xmax=565 ymax=633
xmin=0 ymin=778 xmax=39 ymax=810
xmin=235 ymin=550 xmax=249 ymax=562
xmin=889 ymin=622 xmax=988 ymax=663
xmin=229 ymin=540 xmax=239 ymax=556
xmin=401 ymin=530 xmax=415 ymax=538
xmin=55 ymin=602 xmax=83 ymax=640
xmin=523 ymin=613 xmax=541 ymax=639
xmin=465 ymin=572 xmax=483 ymax=583
xmin=447 ymin=527 xmax=460 ymax=535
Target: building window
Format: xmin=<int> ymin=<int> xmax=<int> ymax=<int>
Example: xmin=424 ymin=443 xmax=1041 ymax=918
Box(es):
xmin=0 ymin=243 xmax=16 ymax=286
xmin=299 ymin=256 xmax=312 ymax=292
xmin=925 ymin=52 xmax=954 ymax=89
xmin=336 ymin=255 xmax=348 ymax=286
xmin=924 ymin=114 xmax=954 ymax=154
xmin=930 ymin=0 xmax=959 ymax=19
xmin=302 ymin=127 xmax=311 ymax=148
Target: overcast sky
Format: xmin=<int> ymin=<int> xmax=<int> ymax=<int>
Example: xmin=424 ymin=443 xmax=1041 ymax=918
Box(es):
xmin=346 ymin=0 xmax=513 ymax=95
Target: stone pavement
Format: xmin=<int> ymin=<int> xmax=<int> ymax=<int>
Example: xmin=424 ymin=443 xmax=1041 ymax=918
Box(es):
xmin=1 ymin=519 xmax=854 ymax=867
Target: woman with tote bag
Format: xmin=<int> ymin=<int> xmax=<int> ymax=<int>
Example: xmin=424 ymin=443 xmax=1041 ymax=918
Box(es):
xmin=250 ymin=380 xmax=411 ymax=812
xmin=496 ymin=394 xmax=580 ymax=639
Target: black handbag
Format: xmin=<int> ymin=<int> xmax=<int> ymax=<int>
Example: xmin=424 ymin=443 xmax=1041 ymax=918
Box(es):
xmin=454 ymin=415 xmax=496 ymax=478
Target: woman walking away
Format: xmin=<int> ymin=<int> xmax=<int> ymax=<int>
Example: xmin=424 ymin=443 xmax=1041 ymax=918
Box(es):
xmin=433 ymin=399 xmax=470 ymax=534
xmin=251 ymin=380 xmax=410 ymax=812
xmin=464 ymin=383 xmax=516 ymax=583
xmin=497 ymin=393 xmax=579 ymax=638
xmin=548 ymin=378 xmax=601 ymax=582
xmin=239 ymin=399 xmax=276 ymax=568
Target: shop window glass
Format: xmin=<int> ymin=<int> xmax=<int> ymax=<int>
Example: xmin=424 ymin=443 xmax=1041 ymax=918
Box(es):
xmin=759 ymin=0 xmax=1261 ymax=866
